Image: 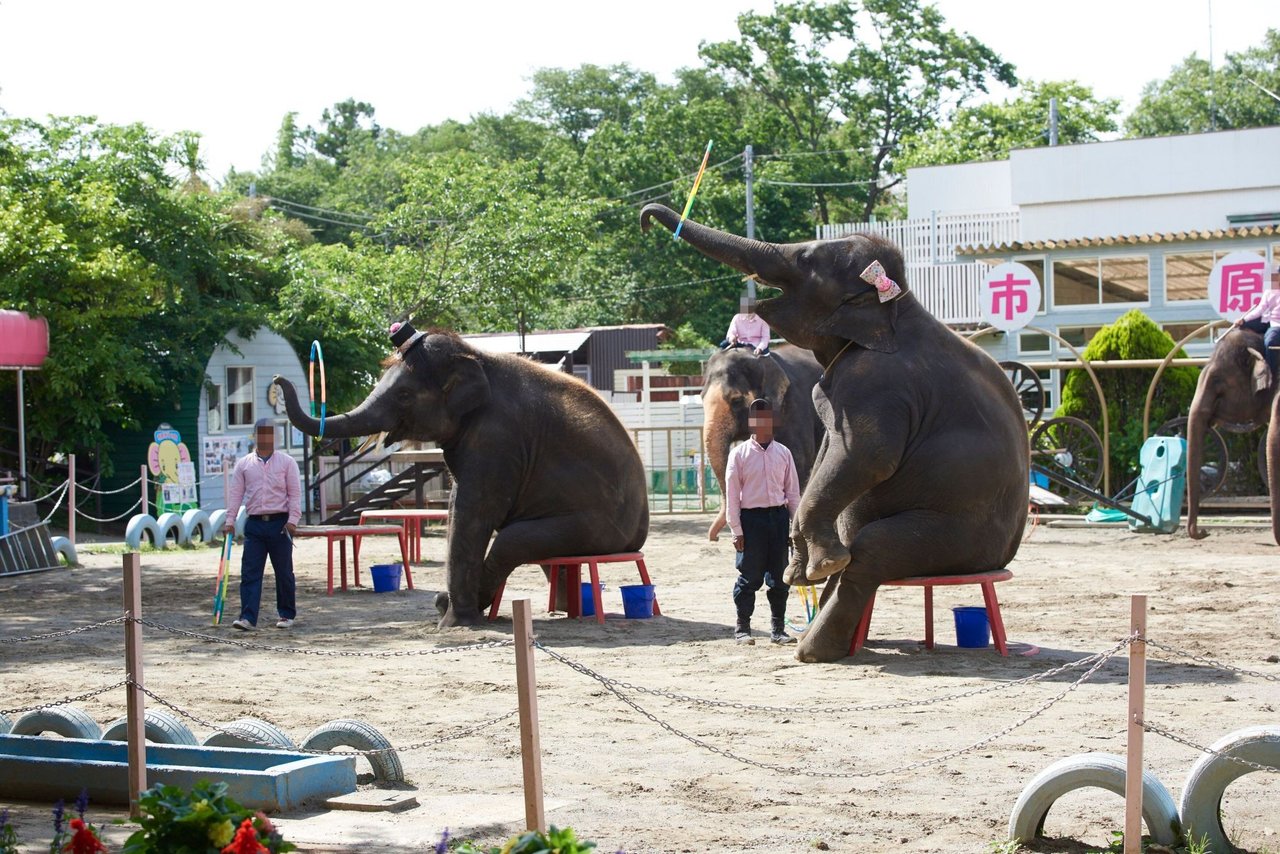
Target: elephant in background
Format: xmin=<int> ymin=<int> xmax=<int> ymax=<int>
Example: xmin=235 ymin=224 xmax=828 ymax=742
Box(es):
xmin=641 ymin=203 xmax=1029 ymax=662
xmin=276 ymin=322 xmax=649 ymax=626
xmin=1184 ymin=327 xmax=1275 ymax=540
xmin=702 ymin=345 xmax=823 ymax=541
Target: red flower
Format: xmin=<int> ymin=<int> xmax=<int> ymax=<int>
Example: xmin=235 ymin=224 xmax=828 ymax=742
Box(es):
xmin=62 ymin=818 xmax=108 ymax=854
xmin=221 ymin=818 xmax=268 ymax=854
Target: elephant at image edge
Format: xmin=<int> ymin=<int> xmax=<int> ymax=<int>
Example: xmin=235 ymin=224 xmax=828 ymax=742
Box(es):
xmin=641 ymin=203 xmax=1029 ymax=663
xmin=275 ymin=326 xmax=649 ymax=626
xmin=702 ymin=345 xmax=824 ymax=541
xmin=1182 ymin=326 xmax=1276 ymax=540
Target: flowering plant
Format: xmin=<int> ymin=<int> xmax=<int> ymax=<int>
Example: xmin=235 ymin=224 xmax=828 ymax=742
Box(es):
xmin=122 ymin=781 xmax=293 ymax=854
xmin=451 ymin=825 xmax=605 ymax=854
xmin=0 ymin=791 xmax=108 ymax=854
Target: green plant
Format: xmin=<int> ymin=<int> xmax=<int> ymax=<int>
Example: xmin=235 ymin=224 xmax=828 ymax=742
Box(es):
xmin=985 ymin=840 xmax=1021 ymax=854
xmin=122 ymin=781 xmax=294 ymax=854
xmin=452 ymin=825 xmax=601 ymax=854
xmin=0 ymin=809 xmax=18 ymax=854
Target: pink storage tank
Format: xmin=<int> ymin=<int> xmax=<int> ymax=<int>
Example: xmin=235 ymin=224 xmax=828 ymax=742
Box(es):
xmin=0 ymin=311 xmax=49 ymax=367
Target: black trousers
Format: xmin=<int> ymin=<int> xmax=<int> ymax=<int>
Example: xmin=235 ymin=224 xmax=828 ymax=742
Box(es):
xmin=732 ymin=506 xmax=790 ymax=622
xmin=239 ymin=514 xmax=297 ymax=625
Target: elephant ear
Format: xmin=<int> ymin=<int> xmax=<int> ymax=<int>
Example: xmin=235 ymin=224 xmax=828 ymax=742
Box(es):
xmin=813 ymin=291 xmax=899 ymax=354
xmin=760 ymin=357 xmax=791 ymax=410
xmin=445 ymin=354 xmax=491 ymax=418
xmin=1248 ymin=348 xmax=1270 ymax=394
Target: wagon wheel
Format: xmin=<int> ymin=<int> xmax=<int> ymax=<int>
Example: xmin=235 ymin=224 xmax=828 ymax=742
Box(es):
xmin=1257 ymin=432 xmax=1270 ymax=496
xmin=1030 ymin=416 xmax=1104 ymax=500
xmin=1155 ymin=416 xmax=1228 ymax=497
xmin=998 ymin=361 xmax=1046 ymax=429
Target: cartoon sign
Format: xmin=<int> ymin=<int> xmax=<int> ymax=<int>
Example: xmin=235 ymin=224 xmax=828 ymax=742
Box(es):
xmin=1208 ymin=251 xmax=1268 ymax=320
xmin=148 ymin=423 xmax=192 ymax=483
xmin=981 ymin=262 xmax=1042 ymax=331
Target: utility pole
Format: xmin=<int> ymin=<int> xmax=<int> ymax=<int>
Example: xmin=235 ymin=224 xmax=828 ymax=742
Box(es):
xmin=1208 ymin=0 xmax=1216 ymax=131
xmin=1049 ymin=98 xmax=1059 ymax=146
xmin=744 ymin=144 xmax=756 ymax=300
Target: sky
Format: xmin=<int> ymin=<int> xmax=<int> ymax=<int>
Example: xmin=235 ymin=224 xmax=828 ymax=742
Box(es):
xmin=0 ymin=0 xmax=1274 ymax=183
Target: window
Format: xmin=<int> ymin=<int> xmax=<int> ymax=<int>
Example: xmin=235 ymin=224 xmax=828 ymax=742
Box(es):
xmin=1057 ymin=326 xmax=1103 ymax=350
xmin=1037 ymin=369 xmax=1054 ymax=413
xmin=1165 ymin=248 xmax=1269 ymax=302
xmin=226 ymin=367 xmax=255 ymax=428
xmin=1053 ymin=256 xmax=1149 ymax=306
xmin=206 ymin=383 xmax=224 ymax=434
xmin=1018 ymin=332 xmax=1051 ymax=355
xmin=1162 ymin=323 xmax=1214 ymax=347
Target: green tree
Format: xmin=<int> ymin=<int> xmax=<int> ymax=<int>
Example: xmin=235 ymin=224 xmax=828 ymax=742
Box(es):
xmin=311 ymin=98 xmax=380 ymax=168
xmin=1126 ymin=29 xmax=1280 ymax=136
xmin=1055 ymin=310 xmax=1200 ymax=484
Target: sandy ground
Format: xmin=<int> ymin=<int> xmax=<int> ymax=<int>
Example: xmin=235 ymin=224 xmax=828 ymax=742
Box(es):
xmin=1 ymin=516 xmax=1278 ymax=853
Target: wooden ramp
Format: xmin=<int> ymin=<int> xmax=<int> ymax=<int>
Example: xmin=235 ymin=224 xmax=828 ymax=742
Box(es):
xmin=0 ymin=522 xmax=63 ymax=577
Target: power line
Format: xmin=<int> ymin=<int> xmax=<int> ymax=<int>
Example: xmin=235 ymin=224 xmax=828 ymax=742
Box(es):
xmin=756 ymin=178 xmax=880 ymax=187
xmin=607 ymin=153 xmax=744 ymax=201
xmin=755 ymin=148 xmax=863 ymax=160
xmin=267 ymin=202 xmax=377 ymax=232
xmin=267 ymin=195 xmax=375 ymax=221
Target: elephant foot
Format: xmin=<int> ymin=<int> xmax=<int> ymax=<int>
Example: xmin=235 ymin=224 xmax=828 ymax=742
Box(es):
xmin=795 ymin=624 xmax=853 ymax=663
xmin=805 ymin=536 xmax=851 ymax=582
xmin=434 ymin=591 xmax=484 ymax=628
xmin=1187 ymin=524 xmax=1209 ymax=540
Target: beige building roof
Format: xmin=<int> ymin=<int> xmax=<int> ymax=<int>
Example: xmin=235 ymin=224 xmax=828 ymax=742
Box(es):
xmin=957 ymin=223 xmax=1280 ymax=255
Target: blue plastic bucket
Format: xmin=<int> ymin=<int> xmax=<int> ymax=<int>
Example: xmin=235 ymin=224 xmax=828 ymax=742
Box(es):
xmin=581 ymin=582 xmax=596 ymax=617
xmin=370 ymin=564 xmax=402 ymax=593
xmin=619 ymin=584 xmax=655 ymax=619
xmin=952 ymin=606 xmax=990 ymax=648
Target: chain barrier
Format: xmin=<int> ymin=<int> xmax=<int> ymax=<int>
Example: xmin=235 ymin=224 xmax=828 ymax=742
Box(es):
xmin=1142 ymin=637 xmax=1280 ymax=683
xmin=75 ymin=499 xmax=143 ymax=524
xmin=536 ymin=638 xmax=1126 ymax=778
xmin=135 ymin=617 xmax=516 ymax=658
xmin=24 ymin=479 xmax=69 ymax=504
xmin=533 ymin=642 xmax=1126 ymax=715
xmin=133 ymin=682 xmax=519 ymax=756
xmin=77 ymin=477 xmax=143 ymax=496
xmin=0 ymin=680 xmax=130 ymax=717
xmin=0 ymin=617 xmax=128 ymax=645
xmin=1141 ymin=718 xmax=1280 ymax=775
xmin=36 ymin=481 xmax=70 ymax=525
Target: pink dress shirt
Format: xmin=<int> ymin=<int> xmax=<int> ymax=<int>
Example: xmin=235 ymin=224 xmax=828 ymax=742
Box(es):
xmin=726 ymin=313 xmax=771 ymax=349
xmin=226 ymin=452 xmax=302 ymax=526
xmin=1240 ymin=289 xmax=1280 ymax=324
xmin=724 ymin=438 xmax=801 ymax=537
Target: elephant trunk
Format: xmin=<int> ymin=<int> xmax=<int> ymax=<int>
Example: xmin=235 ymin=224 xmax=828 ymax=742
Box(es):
xmin=702 ymin=390 xmax=741 ymax=540
xmin=274 ymin=376 xmax=387 ymax=440
xmin=640 ymin=203 xmax=792 ymax=284
xmin=1184 ymin=385 xmax=1214 ymax=540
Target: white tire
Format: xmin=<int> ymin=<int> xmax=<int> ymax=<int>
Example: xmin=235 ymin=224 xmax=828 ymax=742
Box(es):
xmin=155 ymin=511 xmax=186 ymax=547
xmin=0 ymin=713 xmax=11 ymax=734
xmin=49 ymin=536 xmax=78 ymax=567
xmin=202 ymin=717 xmax=295 ymax=751
xmin=1178 ymin=725 xmax=1280 ymax=853
xmin=208 ymin=509 xmax=228 ymax=540
xmin=301 ymin=718 xmax=404 ymax=783
xmin=99 ymin=710 xmax=198 ymax=745
xmin=234 ymin=506 xmax=247 ymax=538
xmin=1008 ymin=752 xmax=1181 ymax=845
xmin=182 ymin=509 xmax=212 ymax=544
xmin=125 ymin=514 xmax=161 ymax=550
xmin=11 ymin=705 xmax=102 ymax=740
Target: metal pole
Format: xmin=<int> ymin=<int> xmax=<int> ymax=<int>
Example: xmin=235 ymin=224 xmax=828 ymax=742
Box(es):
xmin=512 ymin=599 xmax=545 ymax=833
xmin=68 ymin=453 xmax=76 ymax=544
xmin=123 ymin=552 xmax=147 ymax=818
xmin=1124 ymin=594 xmax=1148 ymax=854
xmin=667 ymin=429 xmax=674 ymax=514
xmin=16 ymin=368 xmax=25 ymax=499
xmin=140 ymin=464 xmax=148 ymax=518
xmin=744 ymin=145 xmax=756 ymax=300
xmin=1049 ymin=97 xmax=1059 ymax=146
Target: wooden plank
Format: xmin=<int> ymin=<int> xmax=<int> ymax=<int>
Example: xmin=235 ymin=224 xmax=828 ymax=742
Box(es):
xmin=1124 ymin=595 xmax=1147 ymax=854
xmin=512 ymin=599 xmax=545 ymax=833
xmin=123 ymin=552 xmax=147 ymax=819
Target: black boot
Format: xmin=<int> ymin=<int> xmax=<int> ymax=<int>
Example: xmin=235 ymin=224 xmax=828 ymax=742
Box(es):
xmin=771 ymin=617 xmax=796 ymax=645
xmin=734 ymin=618 xmax=754 ymax=645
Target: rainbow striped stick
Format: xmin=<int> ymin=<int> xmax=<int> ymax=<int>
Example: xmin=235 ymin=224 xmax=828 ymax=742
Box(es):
xmin=309 ymin=340 xmax=327 ymax=439
xmin=673 ymin=140 xmax=713 ymax=241
xmin=212 ymin=531 xmax=234 ymax=626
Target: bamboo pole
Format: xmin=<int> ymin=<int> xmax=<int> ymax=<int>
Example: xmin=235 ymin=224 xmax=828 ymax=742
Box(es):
xmin=140 ymin=464 xmax=149 ymax=518
xmin=123 ymin=552 xmax=147 ymax=818
xmin=1124 ymin=594 xmax=1147 ymax=854
xmin=512 ymin=599 xmax=545 ymax=833
xmin=67 ymin=453 xmax=75 ymax=545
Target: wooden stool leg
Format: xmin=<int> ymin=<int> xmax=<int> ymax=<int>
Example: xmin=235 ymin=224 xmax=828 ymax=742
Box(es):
xmin=636 ymin=559 xmax=660 ymax=615
xmin=398 ymin=530 xmax=413 ymax=590
xmin=340 ymin=538 xmax=348 ymax=590
xmin=547 ymin=564 xmax=559 ymax=613
xmin=981 ymin=581 xmax=1009 ymax=656
xmin=589 ymin=561 xmax=604 ymax=625
xmin=923 ymin=584 xmax=935 ymax=650
xmin=326 ymin=537 xmax=335 ymax=596
xmin=488 ymin=582 xmax=505 ymax=620
xmin=566 ymin=565 xmax=582 ymax=619
xmin=849 ymin=591 xmax=877 ymax=655
xmin=353 ymin=535 xmax=362 ymax=587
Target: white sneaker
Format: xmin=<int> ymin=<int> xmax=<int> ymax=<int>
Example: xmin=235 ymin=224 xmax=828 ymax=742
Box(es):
xmin=231 ymin=619 xmax=253 ymax=631
xmin=276 ymin=618 xmax=294 ymax=629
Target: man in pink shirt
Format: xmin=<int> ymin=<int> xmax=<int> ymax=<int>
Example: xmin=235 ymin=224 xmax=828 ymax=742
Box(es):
xmin=725 ymin=398 xmax=801 ymax=644
xmin=223 ymin=418 xmax=302 ymax=630
xmin=1233 ymin=263 xmax=1280 ymax=378
xmin=720 ymin=295 xmax=771 ymax=356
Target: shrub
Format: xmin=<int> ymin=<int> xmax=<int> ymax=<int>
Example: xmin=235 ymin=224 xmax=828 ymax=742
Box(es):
xmin=122 ymin=781 xmax=293 ymax=854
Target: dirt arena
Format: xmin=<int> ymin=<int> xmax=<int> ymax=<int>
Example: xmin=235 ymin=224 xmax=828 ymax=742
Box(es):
xmin=1 ymin=516 xmax=1277 ymax=853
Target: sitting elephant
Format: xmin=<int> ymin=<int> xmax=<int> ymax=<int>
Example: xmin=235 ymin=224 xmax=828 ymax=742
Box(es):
xmin=641 ymin=204 xmax=1029 ymax=662
xmin=275 ymin=322 xmax=649 ymax=626
xmin=1184 ymin=326 xmax=1275 ymax=540
xmin=702 ymin=345 xmax=823 ymax=541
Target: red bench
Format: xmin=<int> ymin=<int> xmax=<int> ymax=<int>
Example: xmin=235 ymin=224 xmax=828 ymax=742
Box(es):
xmin=294 ymin=524 xmax=412 ymax=595
xmin=849 ymin=569 xmax=1012 ymax=656
xmin=488 ymin=552 xmax=658 ymax=624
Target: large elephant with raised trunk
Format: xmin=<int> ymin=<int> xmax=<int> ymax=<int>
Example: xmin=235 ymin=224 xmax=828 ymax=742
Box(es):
xmin=275 ymin=322 xmax=649 ymax=627
xmin=641 ymin=203 xmax=1028 ymax=662
xmin=702 ymin=345 xmax=823 ymax=541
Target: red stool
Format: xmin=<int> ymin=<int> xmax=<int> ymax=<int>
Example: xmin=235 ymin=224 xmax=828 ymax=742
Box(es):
xmin=488 ymin=552 xmax=658 ymax=625
xmin=849 ymin=569 xmax=1012 ymax=656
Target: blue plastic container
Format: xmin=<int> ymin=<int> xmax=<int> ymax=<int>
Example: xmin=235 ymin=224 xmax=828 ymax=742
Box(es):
xmin=952 ymin=606 xmax=990 ymax=648
xmin=369 ymin=563 xmax=402 ymax=593
xmin=619 ymin=584 xmax=655 ymax=619
xmin=581 ymin=582 xmax=596 ymax=617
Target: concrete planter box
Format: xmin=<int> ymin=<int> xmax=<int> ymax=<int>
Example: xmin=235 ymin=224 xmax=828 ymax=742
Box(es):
xmin=0 ymin=734 xmax=356 ymax=812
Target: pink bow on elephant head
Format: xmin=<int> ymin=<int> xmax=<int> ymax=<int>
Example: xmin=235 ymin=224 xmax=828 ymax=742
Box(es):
xmin=860 ymin=260 xmax=902 ymax=303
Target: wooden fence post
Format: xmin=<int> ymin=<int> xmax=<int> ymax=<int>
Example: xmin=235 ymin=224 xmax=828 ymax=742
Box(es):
xmin=140 ymin=464 xmax=148 ymax=518
xmin=67 ymin=453 xmax=75 ymax=545
xmin=513 ymin=599 xmax=546 ymax=833
xmin=1124 ymin=594 xmax=1147 ymax=854
xmin=123 ymin=552 xmax=147 ymax=818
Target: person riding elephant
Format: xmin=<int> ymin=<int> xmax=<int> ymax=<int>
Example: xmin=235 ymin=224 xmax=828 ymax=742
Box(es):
xmin=641 ymin=204 xmax=1029 ymax=663
xmin=702 ymin=344 xmax=823 ymax=542
xmin=274 ymin=321 xmax=649 ymax=626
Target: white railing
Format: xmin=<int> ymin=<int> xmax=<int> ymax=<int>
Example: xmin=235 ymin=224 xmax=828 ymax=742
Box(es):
xmin=818 ymin=210 xmax=1021 ymax=265
xmin=907 ymin=262 xmax=990 ymax=324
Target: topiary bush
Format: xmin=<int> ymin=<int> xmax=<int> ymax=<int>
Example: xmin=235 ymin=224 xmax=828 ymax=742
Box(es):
xmin=1055 ymin=309 xmax=1200 ymax=489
